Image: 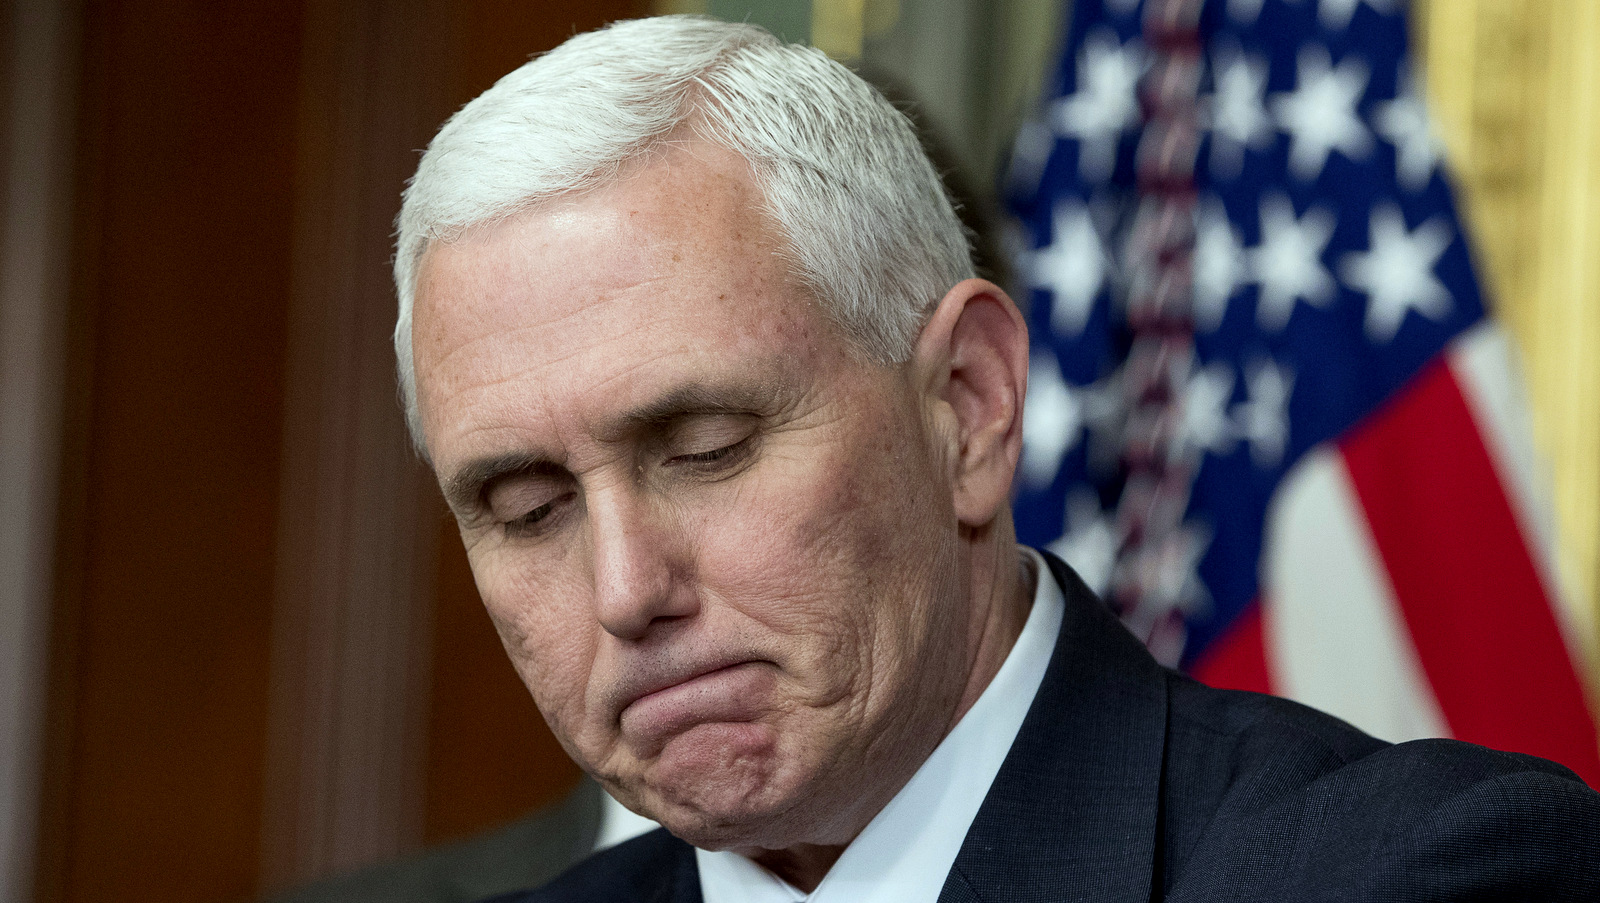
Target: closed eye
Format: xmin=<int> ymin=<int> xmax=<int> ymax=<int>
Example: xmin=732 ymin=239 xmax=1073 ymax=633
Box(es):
xmin=666 ymin=434 xmax=755 ymax=472
xmin=503 ymin=491 xmax=574 ymax=539
xmin=672 ymin=443 xmax=739 ymax=464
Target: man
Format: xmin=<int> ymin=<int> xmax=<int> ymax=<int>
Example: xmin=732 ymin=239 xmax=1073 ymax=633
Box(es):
xmin=396 ymin=15 xmax=1600 ymax=902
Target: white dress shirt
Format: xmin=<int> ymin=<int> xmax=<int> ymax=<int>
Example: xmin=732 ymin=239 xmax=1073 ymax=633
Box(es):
xmin=696 ymin=548 xmax=1066 ymax=903
xmin=596 ymin=789 xmax=661 ymax=852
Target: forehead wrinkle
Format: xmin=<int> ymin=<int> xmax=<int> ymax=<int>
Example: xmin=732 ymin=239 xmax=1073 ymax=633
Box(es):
xmin=569 ymin=345 xmax=757 ymax=444
xmin=417 ymin=219 xmax=682 ymax=354
xmin=589 ymin=371 xmax=789 ymax=448
xmin=420 ymin=279 xmax=669 ymax=378
xmin=435 ymin=341 xmax=733 ymax=469
xmin=423 ymin=295 xmax=701 ymax=415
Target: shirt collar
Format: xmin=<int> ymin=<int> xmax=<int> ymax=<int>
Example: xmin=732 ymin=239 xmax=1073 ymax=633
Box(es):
xmin=697 ymin=547 xmax=1066 ymax=903
xmin=596 ymin=787 xmax=664 ymax=852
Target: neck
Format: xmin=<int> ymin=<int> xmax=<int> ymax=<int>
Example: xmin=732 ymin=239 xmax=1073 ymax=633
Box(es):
xmin=946 ymin=534 xmax=1034 ymax=733
xmin=749 ymin=534 xmax=1035 ymax=893
xmin=749 ymin=843 xmax=848 ymax=894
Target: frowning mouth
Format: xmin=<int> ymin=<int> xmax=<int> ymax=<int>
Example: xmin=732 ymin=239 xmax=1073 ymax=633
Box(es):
xmin=619 ymin=660 xmax=752 ymax=709
xmin=617 ymin=660 xmax=775 ymax=747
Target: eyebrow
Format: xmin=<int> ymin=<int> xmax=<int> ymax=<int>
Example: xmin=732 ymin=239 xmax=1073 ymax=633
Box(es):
xmin=442 ymin=453 xmax=557 ymax=517
xmin=441 ymin=378 xmax=781 ymax=516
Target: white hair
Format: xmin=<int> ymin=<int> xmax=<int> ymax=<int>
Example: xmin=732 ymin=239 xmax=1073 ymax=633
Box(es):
xmin=394 ymin=15 xmax=975 ymax=445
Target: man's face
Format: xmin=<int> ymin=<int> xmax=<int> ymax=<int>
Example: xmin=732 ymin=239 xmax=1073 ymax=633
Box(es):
xmin=411 ymin=144 xmax=977 ymax=851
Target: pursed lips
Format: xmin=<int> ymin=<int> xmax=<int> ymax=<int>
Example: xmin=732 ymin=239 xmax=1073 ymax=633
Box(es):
xmin=614 ymin=657 xmax=776 ymax=749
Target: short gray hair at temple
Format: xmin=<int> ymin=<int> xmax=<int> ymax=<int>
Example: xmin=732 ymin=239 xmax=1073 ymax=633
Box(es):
xmin=393 ymin=15 xmax=975 ymax=447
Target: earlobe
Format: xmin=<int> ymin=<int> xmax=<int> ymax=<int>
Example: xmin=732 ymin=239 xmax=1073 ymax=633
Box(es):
xmin=913 ymin=279 xmax=1030 ymax=527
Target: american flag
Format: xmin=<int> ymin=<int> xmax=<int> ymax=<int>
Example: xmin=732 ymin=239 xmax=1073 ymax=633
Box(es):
xmin=1007 ymin=0 xmax=1600 ymax=784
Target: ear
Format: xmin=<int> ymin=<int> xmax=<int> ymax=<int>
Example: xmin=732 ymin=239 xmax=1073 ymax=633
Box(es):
xmin=913 ymin=278 xmax=1030 ymax=528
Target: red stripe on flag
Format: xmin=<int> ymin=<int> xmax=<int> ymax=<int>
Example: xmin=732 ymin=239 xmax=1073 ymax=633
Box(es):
xmin=1339 ymin=356 xmax=1600 ymax=786
xmin=1191 ymin=599 xmax=1274 ymax=695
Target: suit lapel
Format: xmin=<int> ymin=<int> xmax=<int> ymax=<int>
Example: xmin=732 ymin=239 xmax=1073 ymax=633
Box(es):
xmin=938 ymin=552 xmax=1169 ymax=903
xmin=661 ymin=843 xmax=701 ymax=903
xmin=527 ymin=829 xmax=700 ymax=903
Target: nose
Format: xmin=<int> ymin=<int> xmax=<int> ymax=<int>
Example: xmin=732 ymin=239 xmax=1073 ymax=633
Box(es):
xmin=588 ymin=489 xmax=698 ymax=640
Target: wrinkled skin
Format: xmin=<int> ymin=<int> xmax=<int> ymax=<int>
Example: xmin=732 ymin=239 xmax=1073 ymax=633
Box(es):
xmin=411 ymin=141 xmax=1029 ymax=888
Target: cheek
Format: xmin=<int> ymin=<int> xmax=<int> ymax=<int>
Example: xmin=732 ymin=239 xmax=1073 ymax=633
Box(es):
xmin=472 ymin=553 xmax=598 ymax=736
xmin=690 ymin=446 xmax=882 ymax=597
xmin=685 ymin=409 xmax=948 ymax=661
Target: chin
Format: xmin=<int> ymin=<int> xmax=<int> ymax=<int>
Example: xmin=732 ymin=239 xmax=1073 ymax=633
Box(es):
xmin=627 ymin=722 xmax=827 ymax=850
xmin=652 ymin=794 xmax=818 ymax=853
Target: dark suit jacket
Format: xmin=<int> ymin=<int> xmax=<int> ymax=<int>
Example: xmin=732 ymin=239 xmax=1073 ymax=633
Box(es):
xmin=496 ymin=552 xmax=1600 ymax=902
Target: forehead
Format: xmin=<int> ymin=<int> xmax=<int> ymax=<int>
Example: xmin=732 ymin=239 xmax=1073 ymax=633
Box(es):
xmin=410 ymin=143 xmax=841 ymax=465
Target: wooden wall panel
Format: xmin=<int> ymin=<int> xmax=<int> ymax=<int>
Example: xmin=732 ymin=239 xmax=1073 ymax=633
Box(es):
xmin=39 ymin=1 xmax=306 ymax=901
xmin=1 ymin=1 xmax=80 ymax=901
xmin=257 ymin=0 xmax=455 ymax=888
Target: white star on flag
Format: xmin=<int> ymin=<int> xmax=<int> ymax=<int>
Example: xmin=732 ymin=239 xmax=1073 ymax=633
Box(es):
xmin=1305 ymin=0 xmax=1399 ymax=31
xmin=1031 ymin=198 xmax=1108 ymax=338
xmin=1119 ymin=519 xmax=1214 ymax=666
xmin=1194 ymin=198 xmax=1247 ymax=332
xmin=1340 ymin=203 xmax=1454 ymax=343
xmin=1373 ymin=72 xmax=1442 ymax=193
xmin=1051 ymin=27 xmax=1145 ymax=182
xmin=1178 ymin=361 xmax=1237 ymax=461
xmin=1005 ymin=118 xmax=1056 ymax=199
xmin=1270 ymin=44 xmax=1373 ymax=183
xmin=1047 ymin=488 xmax=1119 ymax=596
xmin=1205 ymin=44 xmax=1274 ymax=181
xmin=1248 ymin=192 xmax=1338 ymax=332
xmin=1234 ymin=358 xmax=1296 ymax=468
xmin=1151 ymin=521 xmax=1212 ymax=619
xmin=1021 ymin=348 xmax=1083 ymax=487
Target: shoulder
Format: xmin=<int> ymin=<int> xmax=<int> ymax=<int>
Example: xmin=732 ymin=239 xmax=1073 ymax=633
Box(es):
xmin=483 ymin=829 xmax=698 ymax=903
xmin=1161 ymin=675 xmax=1600 ymax=900
xmin=1163 ymin=674 xmax=1391 ymax=807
